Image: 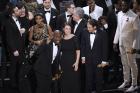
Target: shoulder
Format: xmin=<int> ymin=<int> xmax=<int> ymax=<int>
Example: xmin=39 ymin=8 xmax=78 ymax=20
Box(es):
xmin=58 ymin=13 xmax=65 ymax=17
xmin=82 ymin=29 xmax=88 ymax=36
xmin=128 ymin=10 xmax=138 ymax=18
xmin=117 ymin=11 xmax=123 ymax=16
xmin=83 ymin=6 xmax=89 ymax=10
xmin=95 ymin=5 xmax=103 ymax=11
xmin=51 ymin=8 xmax=58 ymax=13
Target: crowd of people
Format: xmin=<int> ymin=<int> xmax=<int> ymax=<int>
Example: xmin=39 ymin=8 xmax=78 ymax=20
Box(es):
xmin=0 ymin=0 xmax=140 ymax=93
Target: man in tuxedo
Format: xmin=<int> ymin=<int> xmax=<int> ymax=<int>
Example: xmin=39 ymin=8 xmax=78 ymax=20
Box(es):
xmin=83 ymin=0 xmax=103 ymax=20
xmin=72 ymin=7 xmax=87 ymax=93
xmin=5 ymin=4 xmax=26 ymax=88
xmin=81 ymin=19 xmax=108 ymax=93
xmin=34 ymin=30 xmax=62 ymax=93
xmin=56 ymin=2 xmax=75 ymax=31
xmin=113 ymin=0 xmax=139 ymax=92
xmin=37 ymin=0 xmax=58 ymax=31
xmin=72 ymin=7 xmax=87 ymax=44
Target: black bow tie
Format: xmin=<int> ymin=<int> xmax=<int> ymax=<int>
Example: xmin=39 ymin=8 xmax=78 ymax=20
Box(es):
xmin=115 ymin=10 xmax=119 ymax=14
xmin=89 ymin=32 xmax=96 ymax=34
xmin=67 ymin=15 xmax=72 ymax=17
xmin=55 ymin=43 xmax=59 ymax=46
xmin=45 ymin=10 xmax=51 ymax=13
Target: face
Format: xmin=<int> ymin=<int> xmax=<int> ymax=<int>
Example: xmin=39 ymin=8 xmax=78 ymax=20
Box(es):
xmin=63 ymin=25 xmax=71 ymax=35
xmin=72 ymin=10 xmax=79 ymax=21
xmin=19 ymin=6 xmax=26 ymax=17
xmin=53 ymin=32 xmax=62 ymax=44
xmin=12 ymin=7 xmax=20 ymax=17
xmin=136 ymin=5 xmax=140 ymax=17
xmin=87 ymin=22 xmax=96 ymax=32
xmin=100 ymin=19 xmax=107 ymax=25
xmin=114 ymin=0 xmax=122 ymax=11
xmin=43 ymin=0 xmax=51 ymax=9
xmin=133 ymin=0 xmax=138 ymax=9
xmin=121 ymin=1 xmax=129 ymax=13
xmin=87 ymin=0 xmax=95 ymax=7
xmin=68 ymin=4 xmax=75 ymax=14
xmin=35 ymin=15 xmax=44 ymax=25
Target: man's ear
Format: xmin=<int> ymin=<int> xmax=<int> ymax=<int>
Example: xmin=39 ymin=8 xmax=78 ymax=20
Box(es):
xmin=94 ymin=26 xmax=96 ymax=30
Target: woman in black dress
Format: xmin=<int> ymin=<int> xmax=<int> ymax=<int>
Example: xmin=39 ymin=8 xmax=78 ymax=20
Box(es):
xmin=60 ymin=23 xmax=80 ymax=93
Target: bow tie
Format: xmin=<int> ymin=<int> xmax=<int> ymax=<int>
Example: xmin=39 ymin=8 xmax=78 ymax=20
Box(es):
xmin=55 ymin=43 xmax=59 ymax=46
xmin=45 ymin=10 xmax=51 ymax=13
xmin=115 ymin=10 xmax=119 ymax=14
xmin=67 ymin=15 xmax=72 ymax=17
xmin=89 ymin=32 xmax=96 ymax=34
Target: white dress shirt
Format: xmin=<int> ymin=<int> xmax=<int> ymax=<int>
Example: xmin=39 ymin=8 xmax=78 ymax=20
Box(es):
xmin=36 ymin=0 xmax=43 ymax=4
xmin=90 ymin=33 xmax=96 ymax=49
xmin=52 ymin=42 xmax=58 ymax=64
xmin=74 ymin=19 xmax=82 ymax=33
xmin=65 ymin=12 xmax=71 ymax=22
xmin=44 ymin=8 xmax=51 ymax=25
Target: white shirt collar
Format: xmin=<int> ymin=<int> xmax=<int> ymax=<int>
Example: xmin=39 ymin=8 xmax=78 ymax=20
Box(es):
xmin=77 ymin=19 xmax=82 ymax=25
xmin=66 ymin=12 xmax=71 ymax=17
xmin=12 ymin=16 xmax=18 ymax=22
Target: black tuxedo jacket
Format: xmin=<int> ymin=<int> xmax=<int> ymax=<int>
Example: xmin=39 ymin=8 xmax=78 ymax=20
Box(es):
xmin=34 ymin=42 xmax=61 ymax=77
xmin=56 ymin=12 xmax=75 ymax=31
xmin=81 ymin=29 xmax=108 ymax=65
xmin=73 ymin=19 xmax=87 ymax=45
xmin=37 ymin=7 xmax=58 ymax=31
xmin=5 ymin=17 xmax=26 ymax=55
xmin=107 ymin=9 xmax=118 ymax=44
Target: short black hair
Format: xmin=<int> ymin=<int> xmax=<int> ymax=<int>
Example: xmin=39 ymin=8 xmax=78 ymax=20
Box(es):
xmin=136 ymin=0 xmax=140 ymax=5
xmin=122 ymin=0 xmax=131 ymax=5
xmin=7 ymin=4 xmax=17 ymax=15
xmin=87 ymin=19 xmax=98 ymax=27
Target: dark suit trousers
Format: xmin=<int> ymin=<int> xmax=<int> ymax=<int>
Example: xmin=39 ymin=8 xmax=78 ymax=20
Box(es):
xmin=18 ymin=62 xmax=32 ymax=93
xmin=9 ymin=54 xmax=23 ymax=87
xmin=35 ymin=72 xmax=52 ymax=93
xmin=85 ymin=62 xmax=103 ymax=93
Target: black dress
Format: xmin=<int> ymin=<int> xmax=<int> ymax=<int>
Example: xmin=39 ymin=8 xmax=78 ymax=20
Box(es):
xmin=60 ymin=36 xmax=80 ymax=93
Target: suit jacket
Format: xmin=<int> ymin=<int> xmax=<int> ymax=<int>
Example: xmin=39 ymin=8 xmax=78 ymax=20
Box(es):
xmin=73 ymin=19 xmax=87 ymax=45
xmin=81 ymin=29 xmax=108 ymax=65
xmin=83 ymin=5 xmax=103 ymax=20
xmin=113 ymin=10 xmax=139 ymax=49
xmin=5 ymin=17 xmax=26 ymax=55
xmin=34 ymin=42 xmax=61 ymax=77
xmin=56 ymin=12 xmax=75 ymax=31
xmin=107 ymin=9 xmax=118 ymax=49
xmin=37 ymin=7 xmax=58 ymax=31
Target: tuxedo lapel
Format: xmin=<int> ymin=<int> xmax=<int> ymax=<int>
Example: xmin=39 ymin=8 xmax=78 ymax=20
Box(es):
xmin=75 ymin=20 xmax=83 ymax=34
xmin=10 ymin=17 xmax=22 ymax=37
xmin=50 ymin=42 xmax=53 ymax=62
xmin=63 ymin=13 xmax=67 ymax=23
xmin=10 ymin=18 xmax=19 ymax=31
xmin=87 ymin=33 xmax=91 ymax=50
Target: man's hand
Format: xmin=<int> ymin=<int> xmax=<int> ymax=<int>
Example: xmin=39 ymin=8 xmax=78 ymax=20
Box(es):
xmin=13 ymin=50 xmax=19 ymax=56
xmin=97 ymin=62 xmax=109 ymax=68
xmin=20 ymin=28 xmax=25 ymax=34
xmin=126 ymin=48 xmax=136 ymax=54
xmin=113 ymin=44 xmax=118 ymax=52
xmin=81 ymin=57 xmax=85 ymax=64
